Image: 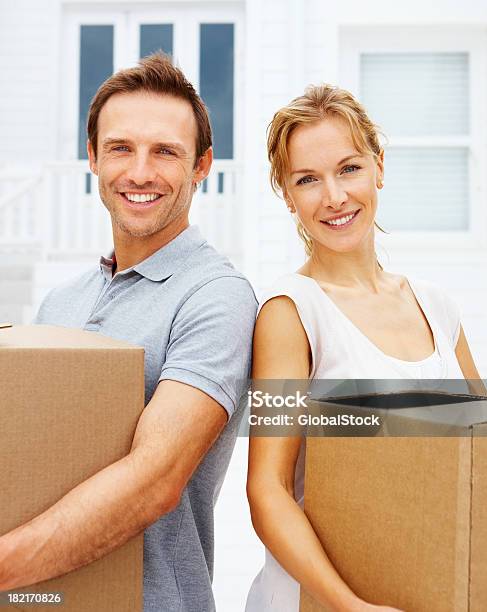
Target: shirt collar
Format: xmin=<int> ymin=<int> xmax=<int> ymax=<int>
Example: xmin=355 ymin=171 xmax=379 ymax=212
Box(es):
xmin=99 ymin=225 xmax=206 ymax=282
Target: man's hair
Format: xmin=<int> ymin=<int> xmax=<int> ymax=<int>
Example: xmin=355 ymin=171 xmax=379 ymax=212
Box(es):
xmin=87 ymin=52 xmax=212 ymax=161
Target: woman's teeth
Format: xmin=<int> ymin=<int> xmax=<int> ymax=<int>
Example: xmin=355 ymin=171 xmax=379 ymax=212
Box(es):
xmin=325 ymin=212 xmax=356 ymax=226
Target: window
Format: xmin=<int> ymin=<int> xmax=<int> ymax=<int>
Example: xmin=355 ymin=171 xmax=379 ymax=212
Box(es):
xmin=63 ymin=7 xmax=241 ymax=163
xmin=140 ymin=24 xmax=173 ymax=58
xmin=200 ymin=24 xmax=234 ymax=159
xmin=340 ymin=27 xmax=486 ymax=245
xmin=78 ymin=25 xmax=113 ymax=160
xmin=361 ymin=52 xmax=469 ymax=232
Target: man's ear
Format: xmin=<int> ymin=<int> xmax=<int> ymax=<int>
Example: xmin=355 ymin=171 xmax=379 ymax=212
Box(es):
xmin=87 ymin=140 xmax=98 ymax=175
xmin=194 ymin=147 xmax=213 ymax=185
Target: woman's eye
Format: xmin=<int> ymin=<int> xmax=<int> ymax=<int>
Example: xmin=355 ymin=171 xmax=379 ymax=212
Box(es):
xmin=296 ymin=175 xmax=315 ymax=185
xmin=341 ymin=165 xmax=360 ymax=174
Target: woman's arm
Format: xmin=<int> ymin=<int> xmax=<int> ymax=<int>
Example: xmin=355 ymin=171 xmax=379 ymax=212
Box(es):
xmin=247 ymin=297 xmax=401 ymax=612
xmin=455 ymin=325 xmax=487 ymax=395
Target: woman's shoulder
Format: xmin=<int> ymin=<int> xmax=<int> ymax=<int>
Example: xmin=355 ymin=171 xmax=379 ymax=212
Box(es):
xmin=257 ymin=273 xmax=317 ymax=308
xmin=405 ymin=275 xmax=457 ymax=308
xmin=402 ymin=275 xmax=462 ymax=345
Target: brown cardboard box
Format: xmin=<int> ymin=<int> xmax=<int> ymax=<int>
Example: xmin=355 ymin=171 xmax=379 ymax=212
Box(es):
xmin=0 ymin=325 xmax=145 ymax=611
xmin=300 ymin=393 xmax=487 ymax=612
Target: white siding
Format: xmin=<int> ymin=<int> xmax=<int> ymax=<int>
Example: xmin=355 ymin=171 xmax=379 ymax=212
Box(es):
xmin=0 ymin=1 xmax=60 ymax=161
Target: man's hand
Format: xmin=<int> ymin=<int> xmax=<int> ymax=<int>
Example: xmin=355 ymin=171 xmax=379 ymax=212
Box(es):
xmin=0 ymin=380 xmax=227 ymax=591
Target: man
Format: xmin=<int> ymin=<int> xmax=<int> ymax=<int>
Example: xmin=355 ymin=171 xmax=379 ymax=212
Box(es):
xmin=0 ymin=53 xmax=257 ymax=611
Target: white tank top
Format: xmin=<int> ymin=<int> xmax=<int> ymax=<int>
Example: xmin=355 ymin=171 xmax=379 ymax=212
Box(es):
xmin=245 ymin=273 xmax=464 ymax=612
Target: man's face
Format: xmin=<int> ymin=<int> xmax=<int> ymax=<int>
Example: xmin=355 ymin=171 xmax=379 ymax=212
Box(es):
xmin=88 ymin=91 xmax=211 ymax=239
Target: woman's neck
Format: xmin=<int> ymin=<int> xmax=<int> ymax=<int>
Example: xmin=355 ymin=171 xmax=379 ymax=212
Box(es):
xmin=299 ymin=240 xmax=384 ymax=293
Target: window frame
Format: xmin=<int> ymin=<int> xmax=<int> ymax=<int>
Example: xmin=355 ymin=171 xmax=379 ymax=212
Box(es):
xmin=339 ymin=26 xmax=487 ymax=250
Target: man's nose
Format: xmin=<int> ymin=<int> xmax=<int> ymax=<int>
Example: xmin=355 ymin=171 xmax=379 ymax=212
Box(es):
xmin=125 ymin=153 xmax=157 ymax=186
xmin=321 ymin=177 xmax=347 ymax=210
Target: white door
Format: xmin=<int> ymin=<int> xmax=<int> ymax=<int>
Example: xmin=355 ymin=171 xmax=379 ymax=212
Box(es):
xmin=61 ymin=4 xmax=243 ymax=163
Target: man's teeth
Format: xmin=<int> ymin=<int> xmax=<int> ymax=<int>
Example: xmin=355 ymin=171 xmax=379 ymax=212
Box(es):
xmin=325 ymin=212 xmax=355 ymax=226
xmin=125 ymin=193 xmax=160 ymax=203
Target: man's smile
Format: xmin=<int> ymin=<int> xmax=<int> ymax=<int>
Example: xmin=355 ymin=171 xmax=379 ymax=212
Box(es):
xmin=119 ymin=191 xmax=164 ymax=208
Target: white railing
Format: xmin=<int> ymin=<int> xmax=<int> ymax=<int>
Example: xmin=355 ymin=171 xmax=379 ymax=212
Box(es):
xmin=0 ymin=160 xmax=243 ymax=266
xmin=0 ymin=166 xmax=42 ymax=251
xmin=191 ymin=160 xmax=242 ymax=263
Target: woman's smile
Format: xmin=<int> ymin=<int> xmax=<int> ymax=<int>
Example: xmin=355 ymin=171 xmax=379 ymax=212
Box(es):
xmin=320 ymin=209 xmax=361 ymax=230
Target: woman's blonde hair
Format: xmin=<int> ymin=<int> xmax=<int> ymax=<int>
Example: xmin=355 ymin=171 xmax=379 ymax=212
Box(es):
xmin=267 ymin=84 xmax=383 ymax=255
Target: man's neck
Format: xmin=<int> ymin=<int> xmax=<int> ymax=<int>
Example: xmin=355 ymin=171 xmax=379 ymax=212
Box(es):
xmin=112 ymin=217 xmax=189 ymax=273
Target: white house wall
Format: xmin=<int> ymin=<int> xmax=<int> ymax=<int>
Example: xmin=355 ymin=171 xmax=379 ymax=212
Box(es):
xmin=0 ymin=1 xmax=60 ymax=163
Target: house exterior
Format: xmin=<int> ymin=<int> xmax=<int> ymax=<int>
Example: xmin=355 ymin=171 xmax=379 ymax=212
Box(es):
xmin=2 ymin=1 xmax=487 ymax=608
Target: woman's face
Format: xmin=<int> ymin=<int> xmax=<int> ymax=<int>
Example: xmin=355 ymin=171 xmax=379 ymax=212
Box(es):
xmin=284 ymin=116 xmax=383 ymax=255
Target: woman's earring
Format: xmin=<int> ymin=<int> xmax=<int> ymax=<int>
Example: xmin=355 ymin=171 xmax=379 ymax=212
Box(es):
xmin=377 ymin=179 xmax=384 ymax=189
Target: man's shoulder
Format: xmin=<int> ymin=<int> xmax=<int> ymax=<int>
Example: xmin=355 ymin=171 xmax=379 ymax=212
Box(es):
xmin=34 ymin=267 xmax=101 ymax=324
xmin=180 ymin=241 xmax=256 ymax=305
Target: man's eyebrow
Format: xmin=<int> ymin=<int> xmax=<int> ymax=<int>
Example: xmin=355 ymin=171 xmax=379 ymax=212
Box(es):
xmin=290 ymin=154 xmax=364 ymax=176
xmin=101 ymin=138 xmax=130 ymax=149
xmin=154 ymin=142 xmax=188 ymax=155
xmin=101 ymin=138 xmax=188 ymax=155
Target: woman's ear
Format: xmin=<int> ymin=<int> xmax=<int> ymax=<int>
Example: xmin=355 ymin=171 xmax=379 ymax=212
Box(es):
xmin=284 ymin=191 xmax=296 ymax=214
xmin=376 ymin=149 xmax=384 ymax=189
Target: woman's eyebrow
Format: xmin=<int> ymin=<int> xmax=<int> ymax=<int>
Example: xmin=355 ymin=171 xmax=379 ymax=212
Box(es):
xmin=291 ymin=168 xmax=315 ymax=176
xmin=337 ymin=154 xmax=364 ymax=164
xmin=291 ymin=155 xmax=363 ymax=176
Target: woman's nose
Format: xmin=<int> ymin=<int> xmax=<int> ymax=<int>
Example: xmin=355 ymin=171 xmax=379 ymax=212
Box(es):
xmin=321 ymin=178 xmax=347 ymax=209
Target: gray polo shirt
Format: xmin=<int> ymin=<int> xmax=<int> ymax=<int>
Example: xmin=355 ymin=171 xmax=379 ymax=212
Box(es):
xmin=34 ymin=225 xmax=257 ymax=612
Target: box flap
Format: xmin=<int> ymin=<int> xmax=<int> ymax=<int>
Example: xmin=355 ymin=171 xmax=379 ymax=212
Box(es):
xmin=0 ymin=325 xmax=142 ymax=351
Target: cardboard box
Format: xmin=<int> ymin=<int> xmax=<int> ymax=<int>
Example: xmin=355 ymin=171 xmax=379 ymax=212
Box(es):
xmin=300 ymin=392 xmax=487 ymax=612
xmin=0 ymin=325 xmax=145 ymax=611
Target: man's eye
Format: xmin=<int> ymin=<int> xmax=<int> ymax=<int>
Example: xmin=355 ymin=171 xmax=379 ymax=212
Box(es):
xmin=159 ymin=148 xmax=175 ymax=155
xmin=296 ymin=175 xmax=315 ymax=185
xmin=342 ymin=165 xmax=360 ymax=174
xmin=113 ymin=145 xmax=129 ymax=152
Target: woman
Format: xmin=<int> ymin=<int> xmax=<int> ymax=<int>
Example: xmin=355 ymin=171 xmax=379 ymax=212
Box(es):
xmin=245 ymin=85 xmax=483 ymax=611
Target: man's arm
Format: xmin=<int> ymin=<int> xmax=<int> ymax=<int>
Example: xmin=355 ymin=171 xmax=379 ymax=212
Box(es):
xmin=0 ymin=380 xmax=227 ymax=591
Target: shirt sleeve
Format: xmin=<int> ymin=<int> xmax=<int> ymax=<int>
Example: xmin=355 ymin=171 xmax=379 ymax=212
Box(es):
xmin=159 ymin=276 xmax=257 ymax=418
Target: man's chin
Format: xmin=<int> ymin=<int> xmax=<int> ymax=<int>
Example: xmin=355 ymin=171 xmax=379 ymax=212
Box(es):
xmin=113 ymin=218 xmax=163 ymax=239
